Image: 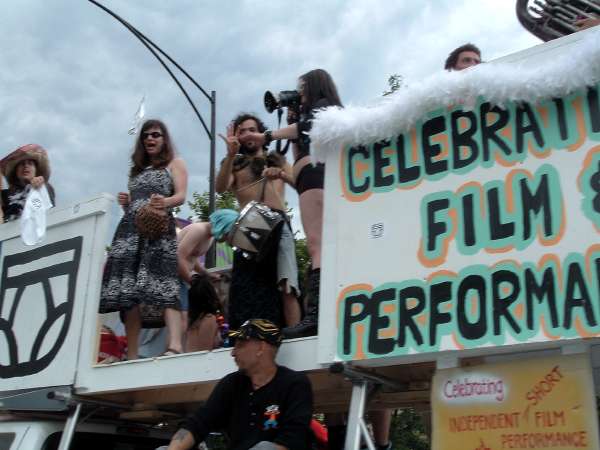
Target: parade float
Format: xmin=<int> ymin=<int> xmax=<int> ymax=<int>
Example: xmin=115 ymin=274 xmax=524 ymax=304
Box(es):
xmin=1 ymin=17 xmax=600 ymax=450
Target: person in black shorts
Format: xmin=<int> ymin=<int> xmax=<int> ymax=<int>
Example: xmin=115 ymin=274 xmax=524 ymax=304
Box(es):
xmin=240 ymin=69 xmax=343 ymax=338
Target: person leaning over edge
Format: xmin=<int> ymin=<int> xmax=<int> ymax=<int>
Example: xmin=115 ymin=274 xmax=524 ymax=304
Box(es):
xmin=166 ymin=319 xmax=313 ymax=450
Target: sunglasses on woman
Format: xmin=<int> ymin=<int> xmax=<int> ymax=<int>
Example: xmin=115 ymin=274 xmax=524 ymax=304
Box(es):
xmin=142 ymin=132 xmax=163 ymax=140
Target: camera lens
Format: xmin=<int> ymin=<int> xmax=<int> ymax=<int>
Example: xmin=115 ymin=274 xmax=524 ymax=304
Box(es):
xmin=264 ymin=91 xmax=278 ymax=113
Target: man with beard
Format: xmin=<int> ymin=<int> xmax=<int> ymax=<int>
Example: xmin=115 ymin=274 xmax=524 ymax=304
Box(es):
xmin=216 ymin=114 xmax=300 ymax=330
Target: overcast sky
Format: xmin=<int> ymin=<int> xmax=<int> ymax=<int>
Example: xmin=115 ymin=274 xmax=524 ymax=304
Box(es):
xmin=0 ymin=0 xmax=541 ymax=235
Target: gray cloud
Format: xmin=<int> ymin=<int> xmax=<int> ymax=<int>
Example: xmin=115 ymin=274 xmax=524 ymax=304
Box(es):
xmin=1 ymin=0 xmax=540 ymax=234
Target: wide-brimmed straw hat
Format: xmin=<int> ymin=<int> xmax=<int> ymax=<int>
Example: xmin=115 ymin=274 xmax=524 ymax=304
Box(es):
xmin=0 ymin=144 xmax=50 ymax=184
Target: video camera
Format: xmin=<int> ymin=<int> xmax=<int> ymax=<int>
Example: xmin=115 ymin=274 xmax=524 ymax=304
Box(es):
xmin=263 ymin=90 xmax=301 ymax=114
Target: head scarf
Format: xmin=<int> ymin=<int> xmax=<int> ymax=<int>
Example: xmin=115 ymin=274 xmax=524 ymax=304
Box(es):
xmin=209 ymin=209 xmax=239 ymax=241
xmin=228 ymin=318 xmax=282 ymax=347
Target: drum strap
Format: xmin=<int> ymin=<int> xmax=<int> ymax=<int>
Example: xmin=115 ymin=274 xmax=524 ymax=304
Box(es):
xmin=260 ymin=177 xmax=268 ymax=202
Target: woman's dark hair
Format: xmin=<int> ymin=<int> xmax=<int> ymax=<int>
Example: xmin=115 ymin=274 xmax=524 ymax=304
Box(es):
xmin=130 ymin=119 xmax=176 ymax=178
xmin=299 ymin=69 xmax=343 ymax=112
xmin=188 ymin=273 xmax=222 ymax=326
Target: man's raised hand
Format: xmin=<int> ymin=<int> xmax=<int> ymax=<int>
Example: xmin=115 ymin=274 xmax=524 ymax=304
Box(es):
xmin=219 ymin=123 xmax=241 ymax=158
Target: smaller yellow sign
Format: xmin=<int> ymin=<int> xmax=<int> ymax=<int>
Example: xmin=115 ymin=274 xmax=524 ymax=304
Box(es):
xmin=432 ymin=353 xmax=600 ymax=450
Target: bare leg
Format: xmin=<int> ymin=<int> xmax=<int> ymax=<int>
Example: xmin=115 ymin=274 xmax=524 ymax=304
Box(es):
xmin=282 ymin=290 xmax=301 ymax=326
xmin=186 ymin=314 xmax=219 ymax=352
xmin=371 ymin=409 xmax=393 ymax=447
xmin=164 ymin=307 xmax=183 ymax=353
xmin=181 ymin=310 xmax=189 ymax=351
xmin=124 ymin=305 xmax=141 ymax=360
xmin=299 ymin=188 xmax=324 ymax=269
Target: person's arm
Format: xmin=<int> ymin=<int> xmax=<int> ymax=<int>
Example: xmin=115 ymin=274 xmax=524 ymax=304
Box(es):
xmin=0 ymin=188 xmax=4 ymax=224
xmin=166 ymin=158 xmax=188 ymax=208
xmin=176 ymin=373 xmax=234 ymax=448
xmin=262 ymin=161 xmax=294 ymax=187
xmin=216 ymin=124 xmax=240 ymax=193
xmin=216 ymin=155 xmax=236 ymax=193
xmin=240 ymin=124 xmax=299 ymax=149
xmin=149 ymin=158 xmax=188 ymax=210
xmin=575 ymin=16 xmax=600 ymax=30
xmin=280 ymin=161 xmax=294 ymax=186
xmin=177 ymin=224 xmax=211 ymax=283
xmin=117 ymin=192 xmax=130 ymax=211
xmin=30 ymin=176 xmax=46 ymax=189
xmin=273 ymin=373 xmax=314 ymax=450
xmin=166 ymin=429 xmax=196 ymax=450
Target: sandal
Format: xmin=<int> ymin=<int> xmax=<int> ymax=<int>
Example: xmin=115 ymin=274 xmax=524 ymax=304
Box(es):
xmin=161 ymin=348 xmax=182 ymax=357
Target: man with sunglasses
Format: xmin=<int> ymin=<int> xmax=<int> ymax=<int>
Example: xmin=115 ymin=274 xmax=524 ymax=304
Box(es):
xmin=444 ymin=43 xmax=482 ymax=71
xmin=165 ymin=319 xmax=313 ymax=450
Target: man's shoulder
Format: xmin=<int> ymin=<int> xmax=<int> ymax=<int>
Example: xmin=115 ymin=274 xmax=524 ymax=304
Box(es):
xmin=276 ymin=365 xmax=310 ymax=384
xmin=218 ymin=369 xmax=248 ymax=387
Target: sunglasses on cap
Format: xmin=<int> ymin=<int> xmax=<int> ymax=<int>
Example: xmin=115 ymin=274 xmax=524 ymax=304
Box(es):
xmin=228 ymin=319 xmax=282 ymax=347
xmin=142 ymin=132 xmax=163 ymax=140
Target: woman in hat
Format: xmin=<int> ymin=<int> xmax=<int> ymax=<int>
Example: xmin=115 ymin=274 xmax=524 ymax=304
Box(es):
xmin=99 ymin=119 xmax=188 ymax=360
xmin=0 ymin=144 xmax=55 ymax=223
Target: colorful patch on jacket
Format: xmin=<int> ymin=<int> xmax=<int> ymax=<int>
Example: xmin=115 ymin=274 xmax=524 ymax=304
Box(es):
xmin=263 ymin=404 xmax=281 ymax=430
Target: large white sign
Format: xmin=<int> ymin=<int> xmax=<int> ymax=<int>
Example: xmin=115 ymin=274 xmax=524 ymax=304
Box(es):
xmin=0 ymin=195 xmax=111 ymax=391
xmin=319 ymin=40 xmax=600 ymax=364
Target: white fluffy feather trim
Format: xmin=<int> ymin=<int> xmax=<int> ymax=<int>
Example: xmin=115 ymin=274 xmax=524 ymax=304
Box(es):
xmin=310 ymin=30 xmax=600 ymax=163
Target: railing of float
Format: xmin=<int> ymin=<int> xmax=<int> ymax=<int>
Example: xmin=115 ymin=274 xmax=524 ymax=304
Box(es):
xmin=0 ymin=195 xmax=111 ymax=390
xmin=0 ymin=194 xmax=324 ymax=399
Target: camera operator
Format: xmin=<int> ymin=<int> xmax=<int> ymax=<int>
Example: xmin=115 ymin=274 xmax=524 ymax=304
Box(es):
xmin=240 ymin=69 xmax=343 ymax=339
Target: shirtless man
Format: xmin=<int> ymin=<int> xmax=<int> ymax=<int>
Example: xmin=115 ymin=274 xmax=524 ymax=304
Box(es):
xmin=216 ymin=113 xmax=300 ymax=330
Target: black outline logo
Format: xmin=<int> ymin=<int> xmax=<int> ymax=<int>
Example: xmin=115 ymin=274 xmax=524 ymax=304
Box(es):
xmin=0 ymin=237 xmax=83 ymax=378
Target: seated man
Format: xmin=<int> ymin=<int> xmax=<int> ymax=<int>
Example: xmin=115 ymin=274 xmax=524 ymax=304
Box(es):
xmin=166 ymin=319 xmax=313 ymax=450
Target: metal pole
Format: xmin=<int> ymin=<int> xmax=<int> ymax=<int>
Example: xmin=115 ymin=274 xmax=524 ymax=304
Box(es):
xmin=345 ymin=381 xmax=372 ymax=450
xmin=206 ymin=90 xmax=217 ymax=268
xmin=57 ymin=402 xmax=82 ymax=450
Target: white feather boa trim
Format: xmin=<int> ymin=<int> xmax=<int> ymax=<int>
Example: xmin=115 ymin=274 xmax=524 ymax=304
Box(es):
xmin=310 ymin=30 xmax=600 ymax=163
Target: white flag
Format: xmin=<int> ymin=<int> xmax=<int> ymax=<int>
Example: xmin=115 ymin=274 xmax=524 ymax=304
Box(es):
xmin=128 ymin=95 xmax=146 ymax=135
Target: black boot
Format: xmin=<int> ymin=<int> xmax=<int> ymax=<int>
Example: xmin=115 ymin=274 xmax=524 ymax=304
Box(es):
xmin=283 ymin=268 xmax=320 ymax=338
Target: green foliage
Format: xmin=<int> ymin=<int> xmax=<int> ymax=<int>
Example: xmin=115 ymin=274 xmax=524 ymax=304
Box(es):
xmin=187 ymin=190 xmax=239 ymax=221
xmin=294 ymin=237 xmax=311 ymax=285
xmin=389 ymin=408 xmax=429 ymax=450
xmin=383 ymin=74 xmax=403 ymax=96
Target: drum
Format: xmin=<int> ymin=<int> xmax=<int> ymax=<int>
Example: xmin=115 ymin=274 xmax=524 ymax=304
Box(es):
xmin=228 ymin=201 xmax=284 ymax=259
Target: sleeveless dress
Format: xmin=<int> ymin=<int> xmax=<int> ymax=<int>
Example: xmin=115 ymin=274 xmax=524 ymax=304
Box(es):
xmin=99 ymin=167 xmax=179 ymax=326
